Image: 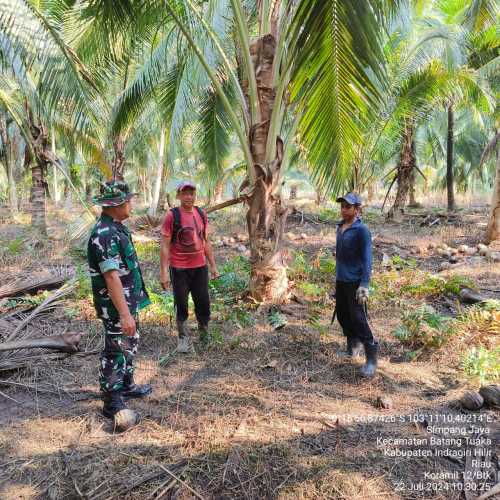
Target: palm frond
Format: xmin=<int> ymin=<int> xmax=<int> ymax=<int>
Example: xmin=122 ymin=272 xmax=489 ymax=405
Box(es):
xmin=462 ymin=0 xmax=497 ymax=31
xmin=111 ymin=30 xmax=177 ymax=137
xmin=195 ymin=71 xmax=236 ymax=181
xmin=0 ymin=0 xmax=105 ymax=134
xmin=288 ymin=0 xmax=399 ymax=195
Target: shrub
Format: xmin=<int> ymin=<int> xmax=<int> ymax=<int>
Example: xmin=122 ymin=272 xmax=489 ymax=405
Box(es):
xmin=227 ymin=306 xmax=255 ymax=329
xmin=134 ymin=239 xmax=160 ymax=263
xmin=393 ymin=305 xmax=454 ymax=350
xmin=74 ymin=264 xmax=92 ymax=300
xmin=391 ymin=255 xmax=417 ymax=269
xmin=462 ymin=347 xmax=500 ymax=384
xmin=297 ymin=282 xmax=325 ymax=300
xmin=289 ymin=250 xmax=312 ymax=279
xmin=7 ymin=237 xmax=24 ymax=255
xmin=401 ymin=274 xmax=474 ymax=297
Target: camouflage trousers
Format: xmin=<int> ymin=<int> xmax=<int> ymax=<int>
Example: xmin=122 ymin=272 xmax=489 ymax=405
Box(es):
xmin=99 ymin=317 xmax=139 ymax=393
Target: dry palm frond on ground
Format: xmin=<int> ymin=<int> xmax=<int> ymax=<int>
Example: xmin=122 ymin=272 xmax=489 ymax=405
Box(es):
xmin=0 ymin=266 xmax=74 ymax=299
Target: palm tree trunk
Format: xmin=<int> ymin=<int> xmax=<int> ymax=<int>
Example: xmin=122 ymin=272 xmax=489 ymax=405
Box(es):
xmin=112 ymin=136 xmax=125 ymax=181
xmin=149 ymin=127 xmax=166 ymax=217
xmin=446 ymin=104 xmax=455 ymax=211
xmin=486 ymin=150 xmax=500 ymax=243
xmin=51 ymin=132 xmax=61 ymax=208
xmin=245 ymin=32 xmax=289 ymax=303
xmin=0 ymin=114 xmax=19 ymax=216
xmin=315 ymin=188 xmax=325 ymax=206
xmin=26 ymin=109 xmax=49 ymax=235
xmin=388 ymin=122 xmax=415 ymax=219
xmin=408 ymin=170 xmax=417 ymax=206
xmin=31 ymin=161 xmax=47 ymax=234
xmin=213 ymin=178 xmax=225 ymax=204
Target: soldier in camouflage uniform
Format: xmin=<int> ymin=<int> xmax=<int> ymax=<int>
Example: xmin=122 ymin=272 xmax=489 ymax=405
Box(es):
xmin=88 ymin=181 xmax=152 ymax=419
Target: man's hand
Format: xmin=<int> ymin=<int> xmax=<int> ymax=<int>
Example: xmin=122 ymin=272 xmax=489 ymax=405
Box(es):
xmin=120 ymin=312 xmax=136 ymax=337
xmin=210 ymin=267 xmax=219 ymax=280
xmin=160 ymin=271 xmax=170 ymax=291
xmin=356 ymin=286 xmax=369 ymax=306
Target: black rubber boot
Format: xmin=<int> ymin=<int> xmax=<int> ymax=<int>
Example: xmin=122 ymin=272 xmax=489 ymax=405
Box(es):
xmin=198 ymin=323 xmax=209 ymax=345
xmin=102 ymin=391 xmax=126 ymax=418
xmin=360 ymin=341 xmax=379 ymax=377
xmin=122 ymin=373 xmax=152 ymax=399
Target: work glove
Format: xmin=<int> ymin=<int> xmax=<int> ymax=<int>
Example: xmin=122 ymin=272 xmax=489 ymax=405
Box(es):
xmin=356 ymin=286 xmax=369 ymax=306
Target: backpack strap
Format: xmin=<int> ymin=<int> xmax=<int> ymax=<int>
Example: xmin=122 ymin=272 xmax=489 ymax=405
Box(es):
xmin=170 ymin=207 xmax=182 ymax=244
xmin=195 ymin=206 xmax=207 ymax=240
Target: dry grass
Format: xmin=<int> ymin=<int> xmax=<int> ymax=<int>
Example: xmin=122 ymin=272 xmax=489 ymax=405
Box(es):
xmin=0 ymin=204 xmax=498 ymax=499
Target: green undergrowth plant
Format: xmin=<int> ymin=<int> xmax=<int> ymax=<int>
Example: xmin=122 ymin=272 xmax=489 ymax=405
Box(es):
xmin=370 ymin=270 xmax=402 ymax=305
xmin=209 ymin=255 xmax=254 ymax=330
xmin=134 ymin=239 xmax=160 ymax=263
xmin=6 ymin=237 xmax=24 ymax=255
xmin=289 ymin=250 xmax=334 ymax=307
xmin=296 ymin=282 xmax=325 ymax=301
xmin=372 ymin=270 xmax=475 ymax=306
xmin=143 ymin=289 xmax=177 ymax=325
xmin=461 ymin=347 xmax=500 ymax=384
xmin=74 ymin=264 xmax=92 ymax=300
xmin=6 ymin=291 xmax=52 ymax=309
xmin=401 ymin=274 xmax=475 ymax=297
xmin=268 ymin=307 xmax=287 ymax=330
xmin=311 ymin=250 xmax=336 ymax=281
xmin=227 ymin=306 xmax=255 ymax=329
xmin=391 ymin=255 xmax=417 ymax=269
xmin=394 ymin=300 xmax=499 ymax=367
xmin=393 ymin=304 xmax=454 ymax=352
xmin=289 ymin=250 xmax=312 ymax=279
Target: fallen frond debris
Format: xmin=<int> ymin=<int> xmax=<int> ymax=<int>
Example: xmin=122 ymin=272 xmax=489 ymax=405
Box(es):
xmin=0 ymin=280 xmax=80 ymax=371
xmin=0 ymin=265 xmax=74 ymax=299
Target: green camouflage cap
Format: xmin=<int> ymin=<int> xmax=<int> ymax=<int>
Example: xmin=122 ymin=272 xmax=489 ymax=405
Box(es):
xmin=93 ymin=181 xmax=136 ymax=207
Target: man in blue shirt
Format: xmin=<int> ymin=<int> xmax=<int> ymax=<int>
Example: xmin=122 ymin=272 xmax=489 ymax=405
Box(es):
xmin=334 ymin=192 xmax=378 ymax=377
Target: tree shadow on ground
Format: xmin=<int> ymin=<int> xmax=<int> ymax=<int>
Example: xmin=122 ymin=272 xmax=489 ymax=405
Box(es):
xmin=2 ymin=397 xmax=496 ymax=499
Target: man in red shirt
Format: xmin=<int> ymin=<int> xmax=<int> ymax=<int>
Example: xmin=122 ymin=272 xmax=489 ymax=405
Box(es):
xmin=160 ymin=182 xmax=218 ymax=352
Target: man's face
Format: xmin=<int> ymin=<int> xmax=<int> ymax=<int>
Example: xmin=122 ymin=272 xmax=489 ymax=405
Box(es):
xmin=109 ymin=199 xmax=133 ymax=220
xmin=340 ymin=202 xmax=357 ymax=220
xmin=178 ymin=188 xmax=196 ymax=208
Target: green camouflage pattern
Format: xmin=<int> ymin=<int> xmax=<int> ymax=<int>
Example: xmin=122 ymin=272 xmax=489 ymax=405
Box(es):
xmin=87 ymin=213 xmax=150 ymax=321
xmin=93 ymin=180 xmax=135 ymax=207
xmin=99 ymin=317 xmax=139 ymax=392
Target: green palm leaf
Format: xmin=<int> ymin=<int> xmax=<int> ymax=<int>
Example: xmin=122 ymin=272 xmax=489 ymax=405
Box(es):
xmin=195 ymin=71 xmax=236 ymax=180
xmin=288 ymin=0 xmax=399 ymax=195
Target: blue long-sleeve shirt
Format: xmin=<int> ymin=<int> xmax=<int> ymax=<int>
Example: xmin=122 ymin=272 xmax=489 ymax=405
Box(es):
xmin=335 ymin=218 xmax=372 ymax=287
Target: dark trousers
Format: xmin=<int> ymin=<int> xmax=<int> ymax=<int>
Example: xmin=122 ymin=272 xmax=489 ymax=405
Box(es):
xmin=170 ymin=265 xmax=210 ymax=335
xmin=335 ymin=281 xmax=374 ymax=344
xmin=99 ymin=317 xmax=139 ymax=393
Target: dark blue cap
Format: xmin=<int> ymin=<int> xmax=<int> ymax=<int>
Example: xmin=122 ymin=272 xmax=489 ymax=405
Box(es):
xmin=336 ymin=192 xmax=362 ymax=206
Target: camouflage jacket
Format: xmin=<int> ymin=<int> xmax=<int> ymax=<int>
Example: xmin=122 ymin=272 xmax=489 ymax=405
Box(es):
xmin=87 ymin=213 xmax=150 ymax=321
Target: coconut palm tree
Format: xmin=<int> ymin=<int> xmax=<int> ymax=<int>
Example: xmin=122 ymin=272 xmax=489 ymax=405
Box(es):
xmin=414 ymin=0 xmax=498 ymax=211
xmin=477 ymin=130 xmax=499 ymax=242
xmin=0 ymin=0 xmax=108 ymax=233
xmin=0 ymin=111 xmax=19 ymax=216
xmin=88 ymin=0 xmax=400 ymax=302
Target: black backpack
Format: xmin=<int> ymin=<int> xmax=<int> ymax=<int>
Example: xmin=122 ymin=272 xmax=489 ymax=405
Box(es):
xmin=170 ymin=206 xmax=207 ymax=244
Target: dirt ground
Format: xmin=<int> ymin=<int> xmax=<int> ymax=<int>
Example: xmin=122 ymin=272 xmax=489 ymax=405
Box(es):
xmin=0 ymin=202 xmax=498 ymax=500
